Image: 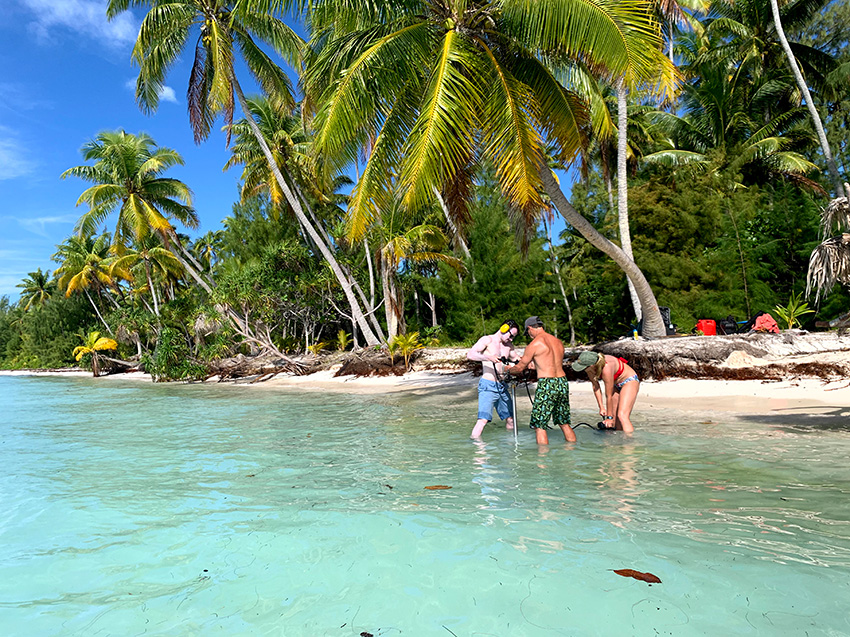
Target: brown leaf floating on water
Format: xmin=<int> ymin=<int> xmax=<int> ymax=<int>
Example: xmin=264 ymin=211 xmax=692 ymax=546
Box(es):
xmin=424 ymin=485 xmax=452 ymax=490
xmin=613 ymin=569 xmax=662 ymax=584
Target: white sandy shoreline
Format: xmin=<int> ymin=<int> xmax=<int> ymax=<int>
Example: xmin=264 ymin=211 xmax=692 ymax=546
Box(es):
xmin=3 ymin=367 xmax=848 ymax=417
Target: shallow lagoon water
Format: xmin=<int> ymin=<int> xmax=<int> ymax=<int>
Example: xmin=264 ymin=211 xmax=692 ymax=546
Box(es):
xmin=1 ymin=376 xmax=849 ymax=636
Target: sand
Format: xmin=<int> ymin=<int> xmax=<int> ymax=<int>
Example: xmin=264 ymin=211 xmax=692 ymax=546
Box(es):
xmin=4 ymin=366 xmax=848 ymax=421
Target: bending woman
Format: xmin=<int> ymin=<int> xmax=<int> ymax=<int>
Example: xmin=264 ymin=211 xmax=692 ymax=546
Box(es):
xmin=572 ymin=351 xmax=639 ymax=432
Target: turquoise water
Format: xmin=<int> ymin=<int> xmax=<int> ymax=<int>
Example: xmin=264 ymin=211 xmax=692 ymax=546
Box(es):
xmin=2 ymin=376 xmax=849 ymax=636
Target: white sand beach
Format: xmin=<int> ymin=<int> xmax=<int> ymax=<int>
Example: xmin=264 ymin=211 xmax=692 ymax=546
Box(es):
xmin=4 ymin=360 xmax=849 ymax=424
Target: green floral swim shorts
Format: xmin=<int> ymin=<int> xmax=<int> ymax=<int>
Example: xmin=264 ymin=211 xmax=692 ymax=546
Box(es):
xmin=529 ymin=376 xmax=570 ymax=429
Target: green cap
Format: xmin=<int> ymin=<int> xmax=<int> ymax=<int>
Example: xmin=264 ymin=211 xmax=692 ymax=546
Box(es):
xmin=571 ymin=351 xmax=600 ymax=371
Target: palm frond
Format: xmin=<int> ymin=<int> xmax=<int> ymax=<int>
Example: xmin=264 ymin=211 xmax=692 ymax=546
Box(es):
xmin=399 ymin=30 xmax=480 ymax=212
xmin=806 ymin=233 xmax=850 ymax=303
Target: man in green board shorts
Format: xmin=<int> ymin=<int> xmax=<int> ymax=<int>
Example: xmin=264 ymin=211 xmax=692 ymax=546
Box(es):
xmin=508 ymin=316 xmax=575 ymax=444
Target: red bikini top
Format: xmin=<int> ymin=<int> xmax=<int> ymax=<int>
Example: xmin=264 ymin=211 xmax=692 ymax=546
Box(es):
xmin=615 ymin=357 xmax=628 ymax=379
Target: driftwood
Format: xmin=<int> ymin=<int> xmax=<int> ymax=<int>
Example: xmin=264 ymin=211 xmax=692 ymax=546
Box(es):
xmin=585 ymin=331 xmax=850 ymax=381
xmin=359 ymin=332 xmax=850 ymax=382
xmin=99 ymin=356 xmax=140 ymax=375
xmin=334 ymin=348 xmax=407 ymax=377
xmin=206 ymin=353 xmax=314 ymax=381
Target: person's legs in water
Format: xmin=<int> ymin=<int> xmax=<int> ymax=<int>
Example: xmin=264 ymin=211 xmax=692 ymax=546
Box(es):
xmin=529 ymin=377 xmax=570 ymax=445
xmin=493 ymin=383 xmax=515 ymax=431
xmin=551 ymin=377 xmax=575 ymax=442
xmin=472 ymin=379 xmax=514 ymax=438
xmin=471 ymin=418 xmax=489 ymax=439
xmin=614 ymin=378 xmax=639 ymax=433
xmin=605 ymin=392 xmax=621 ymax=430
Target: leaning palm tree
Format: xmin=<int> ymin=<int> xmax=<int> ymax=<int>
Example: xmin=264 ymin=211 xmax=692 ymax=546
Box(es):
xmin=305 ymin=0 xmax=676 ymax=336
xmin=73 ymin=331 xmax=119 ymax=377
xmin=224 ymin=97 xmax=388 ymax=341
xmin=107 ymin=0 xmax=381 ymax=346
xmin=16 ymin=268 xmax=54 ymax=312
xmin=60 ymin=130 xmax=209 ymax=294
xmin=768 ymin=0 xmax=848 ymax=202
xmin=53 ymin=234 xmax=126 ymax=335
xmin=766 ymin=0 xmax=850 ymax=303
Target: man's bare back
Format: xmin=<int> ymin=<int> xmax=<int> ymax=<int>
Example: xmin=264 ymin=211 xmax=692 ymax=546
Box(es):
xmin=509 ymin=317 xmax=573 ymax=444
xmin=517 ymin=331 xmax=565 ymax=378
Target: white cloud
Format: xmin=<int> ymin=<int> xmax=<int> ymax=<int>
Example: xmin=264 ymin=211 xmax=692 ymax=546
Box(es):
xmin=124 ymin=78 xmax=178 ymax=104
xmin=20 ymin=0 xmax=141 ymax=48
xmin=0 ymin=129 xmax=37 ymax=180
xmin=158 ymin=86 xmax=178 ymax=104
xmin=18 ymin=214 xmax=80 ymax=238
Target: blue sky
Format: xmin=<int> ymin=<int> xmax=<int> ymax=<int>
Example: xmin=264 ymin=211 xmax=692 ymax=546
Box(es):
xmin=0 ymin=0 xmax=573 ymax=301
xmin=0 ymin=0 xmax=249 ymax=299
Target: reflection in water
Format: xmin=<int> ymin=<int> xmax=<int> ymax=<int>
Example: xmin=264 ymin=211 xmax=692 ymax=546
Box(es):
xmin=595 ymin=442 xmax=643 ymax=529
xmin=471 ymin=439 xmax=503 ymax=516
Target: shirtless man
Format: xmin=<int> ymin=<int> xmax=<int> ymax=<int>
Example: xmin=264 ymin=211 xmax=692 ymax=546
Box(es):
xmin=508 ymin=316 xmax=575 ymax=444
xmin=466 ymin=319 xmax=520 ymax=438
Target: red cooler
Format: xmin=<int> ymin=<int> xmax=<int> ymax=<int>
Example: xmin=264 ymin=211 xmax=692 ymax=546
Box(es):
xmin=696 ymin=319 xmax=716 ymax=335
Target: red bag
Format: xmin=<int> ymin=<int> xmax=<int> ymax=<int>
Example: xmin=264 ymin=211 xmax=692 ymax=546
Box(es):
xmin=753 ymin=313 xmax=780 ymax=333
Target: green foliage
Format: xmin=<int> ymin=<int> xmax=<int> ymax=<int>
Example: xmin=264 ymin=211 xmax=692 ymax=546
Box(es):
xmin=774 ymin=292 xmax=815 ymax=330
xmin=144 ymin=327 xmax=206 ymax=382
xmin=1 ymin=294 xmax=97 ymax=369
xmin=336 ymin=329 xmax=352 ymax=351
xmin=308 ymin=341 xmax=328 ymax=356
xmin=390 ymin=332 xmax=423 ymax=369
xmin=426 ymin=167 xmax=553 ymax=342
xmin=386 ymin=337 xmax=399 ymax=361
xmin=422 ymin=325 xmax=442 ymax=346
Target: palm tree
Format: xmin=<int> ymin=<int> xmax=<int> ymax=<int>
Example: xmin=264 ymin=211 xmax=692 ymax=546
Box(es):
xmin=16 ymin=268 xmax=54 ymax=312
xmin=642 ymin=42 xmax=822 ymax=189
xmin=107 ymin=0 xmax=382 ymax=346
xmin=60 ymin=130 xmax=209 ymax=293
xmin=224 ymin=97 xmax=387 ymax=341
xmin=191 ymin=230 xmax=224 ymax=273
xmin=767 ymin=0 xmax=850 ymax=303
xmin=110 ymin=237 xmax=185 ymax=317
xmin=306 ymin=0 xmax=676 ymax=336
xmin=769 ymin=0 xmax=848 ymax=202
xmin=370 ymin=196 xmax=464 ymax=339
xmin=73 ymin=331 xmax=119 ymax=377
xmin=53 ymin=234 xmax=125 ymax=335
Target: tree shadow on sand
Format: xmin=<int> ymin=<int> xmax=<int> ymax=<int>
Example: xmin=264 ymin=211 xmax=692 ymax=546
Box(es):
xmin=740 ymin=405 xmax=850 ymax=431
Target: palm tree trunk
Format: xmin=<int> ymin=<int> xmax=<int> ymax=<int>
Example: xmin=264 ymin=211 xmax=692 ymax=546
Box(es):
xmin=434 ymin=187 xmax=475 ymax=282
xmin=170 ymin=231 xmax=207 ymax=275
xmin=539 ymin=166 xmax=666 ymax=338
xmin=380 ymin=253 xmax=398 ymax=340
xmin=770 ymin=0 xmax=849 ymax=201
xmin=144 ymin=258 xmax=160 ymax=317
xmin=543 ymin=215 xmax=576 ymax=346
xmin=161 ymin=231 xmax=215 ymax=295
xmin=230 ymin=72 xmax=381 ymax=346
xmin=339 ymin=261 xmax=387 ymax=341
xmin=617 ymin=80 xmax=642 ymax=321
xmin=84 ymin=288 xmax=113 ymax=336
xmin=365 ymin=237 xmax=376 ymax=309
